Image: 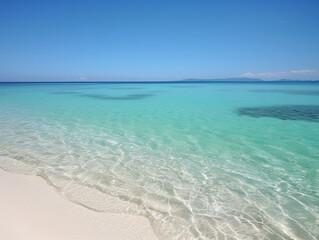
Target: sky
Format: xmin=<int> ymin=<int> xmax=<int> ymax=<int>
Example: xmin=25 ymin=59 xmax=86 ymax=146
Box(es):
xmin=0 ymin=0 xmax=319 ymax=81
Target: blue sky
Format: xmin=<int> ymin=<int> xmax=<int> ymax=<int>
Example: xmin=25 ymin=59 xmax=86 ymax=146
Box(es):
xmin=0 ymin=0 xmax=319 ymax=81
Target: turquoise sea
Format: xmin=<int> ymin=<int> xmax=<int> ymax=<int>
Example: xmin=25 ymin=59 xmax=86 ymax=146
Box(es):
xmin=0 ymin=82 xmax=318 ymax=239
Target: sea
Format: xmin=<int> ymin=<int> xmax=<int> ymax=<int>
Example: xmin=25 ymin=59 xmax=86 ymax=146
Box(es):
xmin=0 ymin=81 xmax=318 ymax=239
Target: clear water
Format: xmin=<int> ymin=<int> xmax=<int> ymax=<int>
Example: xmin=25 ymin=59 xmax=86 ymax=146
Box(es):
xmin=0 ymin=82 xmax=318 ymax=239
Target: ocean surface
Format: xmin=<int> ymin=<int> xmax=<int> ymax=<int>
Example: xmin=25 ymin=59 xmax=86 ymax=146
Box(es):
xmin=0 ymin=82 xmax=318 ymax=239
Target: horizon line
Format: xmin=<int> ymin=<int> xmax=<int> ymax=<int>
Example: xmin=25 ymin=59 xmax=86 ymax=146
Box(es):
xmin=1 ymin=79 xmax=319 ymax=84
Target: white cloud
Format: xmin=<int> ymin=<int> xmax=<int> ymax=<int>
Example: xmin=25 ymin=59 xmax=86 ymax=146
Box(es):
xmin=290 ymin=70 xmax=316 ymax=74
xmin=79 ymin=77 xmax=87 ymax=80
xmin=240 ymin=70 xmax=318 ymax=80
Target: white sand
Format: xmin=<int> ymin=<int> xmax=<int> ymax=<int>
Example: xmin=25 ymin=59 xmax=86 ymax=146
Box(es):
xmin=0 ymin=169 xmax=157 ymax=240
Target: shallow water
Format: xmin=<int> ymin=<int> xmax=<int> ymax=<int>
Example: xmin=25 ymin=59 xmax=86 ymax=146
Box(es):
xmin=0 ymin=82 xmax=318 ymax=239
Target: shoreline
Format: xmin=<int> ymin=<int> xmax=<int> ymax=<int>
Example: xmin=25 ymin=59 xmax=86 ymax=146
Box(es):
xmin=0 ymin=169 xmax=157 ymax=240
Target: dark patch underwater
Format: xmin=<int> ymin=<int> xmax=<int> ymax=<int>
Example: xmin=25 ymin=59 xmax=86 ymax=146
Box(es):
xmin=80 ymin=93 xmax=155 ymax=100
xmin=110 ymin=87 xmax=144 ymax=90
xmin=169 ymin=85 xmax=200 ymax=88
xmin=237 ymin=105 xmax=319 ymax=122
xmin=51 ymin=91 xmax=80 ymax=95
xmin=250 ymin=90 xmax=319 ymax=96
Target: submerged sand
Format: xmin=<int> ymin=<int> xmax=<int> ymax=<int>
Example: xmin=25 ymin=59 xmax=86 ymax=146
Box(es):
xmin=0 ymin=169 xmax=157 ymax=240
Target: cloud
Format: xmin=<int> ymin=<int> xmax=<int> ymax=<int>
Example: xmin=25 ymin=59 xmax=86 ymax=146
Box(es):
xmin=240 ymin=70 xmax=318 ymax=80
xmin=290 ymin=70 xmax=316 ymax=74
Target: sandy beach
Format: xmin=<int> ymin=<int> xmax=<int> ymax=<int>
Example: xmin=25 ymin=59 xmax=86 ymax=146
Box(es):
xmin=0 ymin=169 xmax=157 ymax=240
